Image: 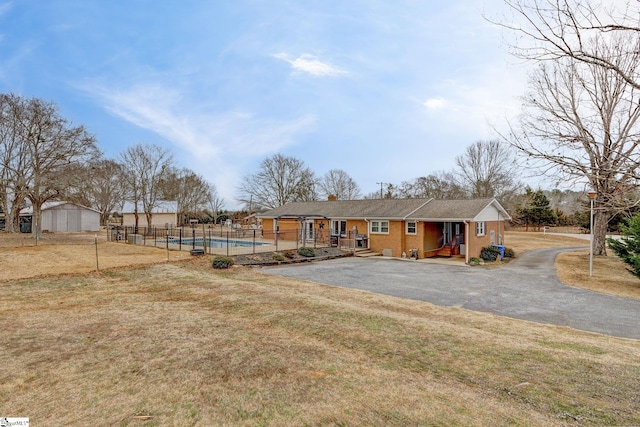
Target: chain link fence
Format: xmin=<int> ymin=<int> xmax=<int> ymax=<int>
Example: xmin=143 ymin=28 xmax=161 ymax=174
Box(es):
xmin=107 ymin=225 xmax=358 ymax=256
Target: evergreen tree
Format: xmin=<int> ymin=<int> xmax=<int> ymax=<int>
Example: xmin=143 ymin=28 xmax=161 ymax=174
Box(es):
xmin=607 ymin=215 xmax=640 ymax=279
xmin=515 ymin=187 xmax=557 ymax=231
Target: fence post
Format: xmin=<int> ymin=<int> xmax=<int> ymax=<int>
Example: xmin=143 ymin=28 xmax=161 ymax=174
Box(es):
xmin=252 ymin=229 xmax=256 ymax=254
xmin=226 ymin=230 xmax=230 ymax=257
xmin=179 ymin=228 xmax=182 ymax=252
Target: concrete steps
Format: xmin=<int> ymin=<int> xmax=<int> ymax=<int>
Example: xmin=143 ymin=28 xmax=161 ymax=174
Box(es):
xmin=354 ymin=249 xmax=382 ymax=257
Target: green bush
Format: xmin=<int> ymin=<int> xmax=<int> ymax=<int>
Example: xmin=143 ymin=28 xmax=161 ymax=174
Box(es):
xmin=480 ymin=246 xmax=501 ymax=262
xmin=607 ymin=214 xmax=640 ymax=278
xmin=504 ymin=247 xmax=516 ymax=258
xmin=298 ymin=246 xmax=316 ymax=257
xmin=469 ymin=257 xmax=483 ymax=265
xmin=272 ymin=253 xmax=285 ymax=261
xmin=212 ymin=256 xmax=235 ymax=269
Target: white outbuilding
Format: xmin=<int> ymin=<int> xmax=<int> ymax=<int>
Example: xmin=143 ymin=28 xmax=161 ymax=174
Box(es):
xmin=20 ymin=201 xmax=101 ymax=233
xmin=121 ymin=200 xmax=178 ymax=228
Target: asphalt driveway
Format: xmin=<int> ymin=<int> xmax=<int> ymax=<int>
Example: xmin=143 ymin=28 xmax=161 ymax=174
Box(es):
xmin=261 ymin=246 xmax=640 ymax=340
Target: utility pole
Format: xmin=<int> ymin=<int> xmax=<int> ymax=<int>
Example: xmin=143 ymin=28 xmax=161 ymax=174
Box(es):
xmin=376 ymin=182 xmax=387 ymax=199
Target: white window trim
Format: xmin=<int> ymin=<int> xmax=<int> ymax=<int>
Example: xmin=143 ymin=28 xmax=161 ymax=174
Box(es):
xmin=370 ymin=220 xmax=390 ymax=234
xmin=475 ymin=221 xmax=485 ymax=237
xmin=406 ymin=221 xmax=417 ymax=235
xmin=331 ymin=220 xmax=347 ymax=236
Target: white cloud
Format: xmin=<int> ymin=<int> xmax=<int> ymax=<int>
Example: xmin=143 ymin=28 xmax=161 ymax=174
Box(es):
xmin=82 ymin=82 xmax=316 ymax=206
xmin=423 ymin=98 xmax=446 ymax=110
xmin=273 ymin=53 xmax=347 ymax=76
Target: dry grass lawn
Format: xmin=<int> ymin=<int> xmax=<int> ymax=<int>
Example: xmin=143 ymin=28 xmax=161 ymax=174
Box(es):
xmin=1 ymin=231 xmax=639 ymax=425
xmin=0 ymin=232 xmax=188 ymax=281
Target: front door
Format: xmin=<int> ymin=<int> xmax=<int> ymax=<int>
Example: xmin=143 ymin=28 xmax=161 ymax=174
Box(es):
xmin=443 ymin=223 xmax=452 ymax=245
xmin=302 ymin=220 xmax=314 ymax=243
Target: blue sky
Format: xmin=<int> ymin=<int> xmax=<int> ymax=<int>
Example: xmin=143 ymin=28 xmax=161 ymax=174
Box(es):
xmin=0 ymin=0 xmax=529 ymax=208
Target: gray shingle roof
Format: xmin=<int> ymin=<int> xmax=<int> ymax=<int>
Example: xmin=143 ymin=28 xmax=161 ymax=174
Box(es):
xmin=259 ymin=198 xmax=430 ymax=219
xmin=259 ymin=198 xmax=509 ymax=221
xmin=410 ymin=198 xmax=499 ymax=220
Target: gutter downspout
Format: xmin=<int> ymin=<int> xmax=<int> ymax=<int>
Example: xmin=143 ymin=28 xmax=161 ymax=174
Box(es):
xmin=463 ymin=220 xmax=470 ymax=265
xmin=364 ymin=218 xmax=370 ymax=250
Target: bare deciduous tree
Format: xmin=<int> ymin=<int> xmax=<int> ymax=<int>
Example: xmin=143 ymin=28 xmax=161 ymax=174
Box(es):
xmin=397 ymin=172 xmax=467 ymax=199
xmin=0 ymin=94 xmax=29 ymax=232
xmin=318 ymin=169 xmax=361 ymax=200
xmin=506 ymin=31 xmax=640 ymax=255
xmin=206 ymin=185 xmax=225 ymax=224
xmin=497 ymin=0 xmax=640 ymax=90
xmin=81 ymin=159 xmax=126 ymax=225
xmin=161 ymin=167 xmax=213 ymax=225
xmin=238 ymin=153 xmax=317 ymax=209
xmin=1 ymin=95 xmax=99 ymax=237
xmin=454 ymin=140 xmax=520 ymax=203
xmin=120 ymin=143 xmax=174 ymax=229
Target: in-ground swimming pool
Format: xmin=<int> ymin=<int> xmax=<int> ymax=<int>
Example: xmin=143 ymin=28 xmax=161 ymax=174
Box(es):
xmin=165 ymin=237 xmax=270 ymax=249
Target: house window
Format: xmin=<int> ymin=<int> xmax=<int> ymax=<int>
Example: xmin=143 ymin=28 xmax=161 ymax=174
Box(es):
xmin=475 ymin=221 xmax=485 ymax=236
xmin=406 ymin=221 xmax=417 ymax=235
xmin=331 ymin=220 xmax=347 ymax=236
xmin=370 ymin=220 xmax=389 ymax=234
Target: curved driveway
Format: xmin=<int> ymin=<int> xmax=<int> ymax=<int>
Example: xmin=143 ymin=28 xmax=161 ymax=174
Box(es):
xmin=262 ymin=247 xmax=640 ymax=340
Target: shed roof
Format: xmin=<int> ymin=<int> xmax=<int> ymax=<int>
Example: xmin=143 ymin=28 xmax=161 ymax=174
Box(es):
xmin=20 ymin=201 xmax=100 ymax=215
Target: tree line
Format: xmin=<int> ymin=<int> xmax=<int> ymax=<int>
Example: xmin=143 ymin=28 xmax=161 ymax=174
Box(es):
xmin=238 ymin=140 xmax=522 ymax=210
xmin=236 ymin=146 xmax=627 ymax=232
xmin=0 ymin=93 xmax=224 ymax=235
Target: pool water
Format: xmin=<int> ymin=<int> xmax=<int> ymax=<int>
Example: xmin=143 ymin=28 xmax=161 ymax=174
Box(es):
xmin=166 ymin=237 xmax=269 ymax=248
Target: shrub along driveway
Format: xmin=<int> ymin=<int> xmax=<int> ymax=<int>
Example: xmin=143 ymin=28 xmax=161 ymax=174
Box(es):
xmin=262 ymin=246 xmax=640 ymax=340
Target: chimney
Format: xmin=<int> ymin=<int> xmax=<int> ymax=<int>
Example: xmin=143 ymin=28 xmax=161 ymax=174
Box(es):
xmin=328 ymin=195 xmax=337 ymax=201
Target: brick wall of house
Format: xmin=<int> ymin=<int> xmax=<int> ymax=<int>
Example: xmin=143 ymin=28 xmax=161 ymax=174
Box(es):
xmin=368 ymin=220 xmax=403 ymax=257
xmin=260 ymin=218 xmax=300 ymax=241
xmin=468 ymin=220 xmax=504 ymax=258
xmin=261 ymin=218 xmax=274 ymax=233
xmin=279 ymin=218 xmax=301 ymax=240
xmin=345 ymin=220 xmax=368 ymax=237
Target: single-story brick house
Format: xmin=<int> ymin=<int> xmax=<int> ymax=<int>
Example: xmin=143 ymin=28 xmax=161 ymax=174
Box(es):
xmin=121 ymin=200 xmax=178 ymax=228
xmin=258 ymin=198 xmax=510 ymax=263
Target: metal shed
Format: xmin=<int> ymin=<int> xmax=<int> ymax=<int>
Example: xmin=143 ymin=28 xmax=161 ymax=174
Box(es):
xmin=20 ymin=201 xmax=101 ymax=232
